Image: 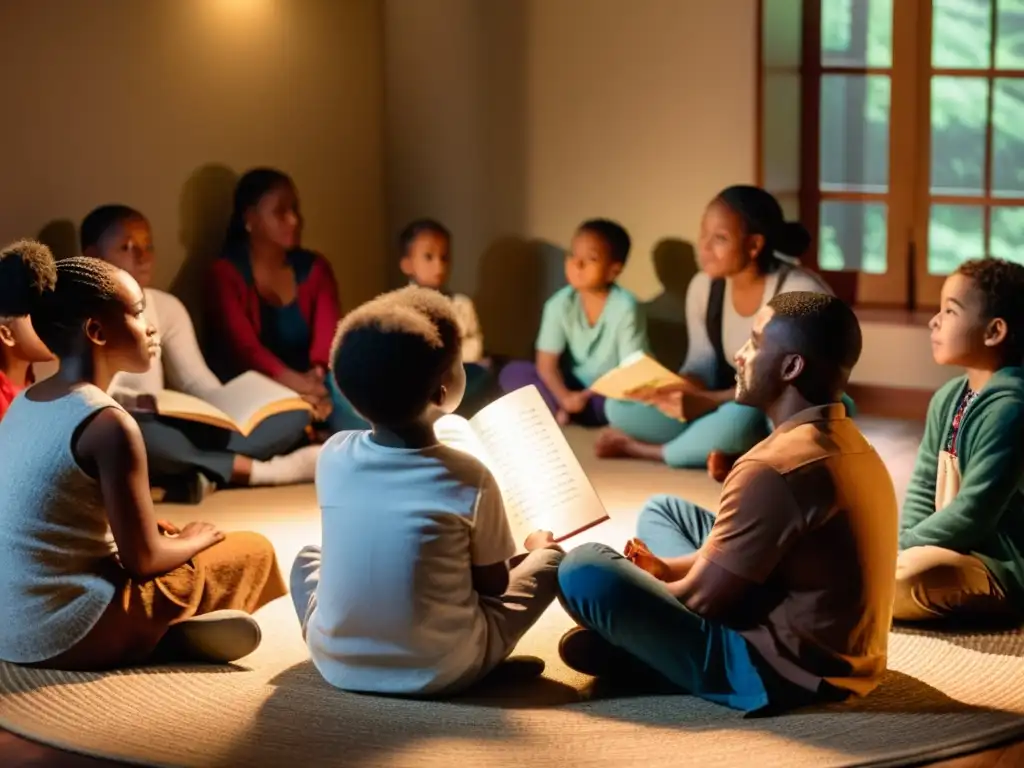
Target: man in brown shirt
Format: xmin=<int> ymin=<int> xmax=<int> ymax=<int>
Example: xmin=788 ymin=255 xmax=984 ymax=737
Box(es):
xmin=557 ymin=292 xmax=898 ymax=712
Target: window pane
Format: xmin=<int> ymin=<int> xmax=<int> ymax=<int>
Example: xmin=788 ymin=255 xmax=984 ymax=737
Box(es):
xmin=820 ymin=75 xmax=891 ymax=192
xmin=993 ymin=79 xmax=1024 ymax=196
xmin=763 ymin=74 xmax=801 ymax=191
xmin=996 ymin=0 xmax=1024 ymax=69
xmin=821 ymin=0 xmax=893 ymax=67
xmin=928 ymin=204 xmax=985 ymax=275
xmin=819 ymin=201 xmax=888 ymax=273
xmin=933 ymin=0 xmax=992 ymax=68
xmin=990 ymin=207 xmax=1024 ymax=264
xmin=764 ymin=0 xmax=803 ymax=68
xmin=931 ymin=77 xmax=989 ymax=195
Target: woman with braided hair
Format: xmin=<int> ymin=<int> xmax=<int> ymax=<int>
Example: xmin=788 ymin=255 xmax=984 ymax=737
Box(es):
xmin=0 ymin=240 xmax=285 ymax=670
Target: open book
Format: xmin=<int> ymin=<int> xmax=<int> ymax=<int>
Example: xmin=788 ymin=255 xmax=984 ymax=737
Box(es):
xmin=153 ymin=371 xmax=312 ymax=436
xmin=434 ymin=386 xmax=609 ymax=548
xmin=588 ymin=351 xmax=684 ymax=399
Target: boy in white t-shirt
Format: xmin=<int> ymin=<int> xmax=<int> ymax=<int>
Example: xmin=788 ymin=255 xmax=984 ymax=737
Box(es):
xmin=290 ymin=286 xmax=563 ymax=696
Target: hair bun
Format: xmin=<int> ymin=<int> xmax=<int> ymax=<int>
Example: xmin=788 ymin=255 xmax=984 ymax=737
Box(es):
xmin=778 ymin=221 xmax=812 ymax=257
xmin=0 ymin=239 xmax=58 ymax=318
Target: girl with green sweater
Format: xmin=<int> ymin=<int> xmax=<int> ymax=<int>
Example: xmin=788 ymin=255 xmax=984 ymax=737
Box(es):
xmin=897 ymin=257 xmax=1024 ymax=622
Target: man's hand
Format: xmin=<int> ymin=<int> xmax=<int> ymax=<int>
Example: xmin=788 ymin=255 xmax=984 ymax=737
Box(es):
xmin=156 ymin=520 xmax=180 ymax=536
xmin=624 ymin=538 xmax=673 ymax=581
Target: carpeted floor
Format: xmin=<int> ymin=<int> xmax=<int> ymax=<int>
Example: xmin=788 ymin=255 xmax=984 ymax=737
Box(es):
xmin=2 ymin=419 xmax=1023 ymax=768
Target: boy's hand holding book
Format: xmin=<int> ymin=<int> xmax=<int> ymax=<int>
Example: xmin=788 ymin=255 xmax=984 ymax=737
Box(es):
xmin=524 ymin=530 xmax=562 ymax=552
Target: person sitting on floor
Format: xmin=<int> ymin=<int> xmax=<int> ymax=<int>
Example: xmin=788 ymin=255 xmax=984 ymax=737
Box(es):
xmin=499 ymin=218 xmax=647 ymax=426
xmin=896 ymin=257 xmax=1024 ymax=624
xmin=596 ymin=186 xmax=849 ymax=481
xmin=291 ymin=285 xmax=564 ymax=696
xmin=0 ymin=250 xmax=53 ymax=421
xmin=0 ymin=241 xmax=285 ymax=670
xmin=398 ymin=218 xmax=495 ymax=416
xmin=206 ymin=167 xmax=366 ymax=434
xmin=558 ymin=291 xmax=898 ymax=713
xmin=79 ymin=204 xmax=319 ymax=502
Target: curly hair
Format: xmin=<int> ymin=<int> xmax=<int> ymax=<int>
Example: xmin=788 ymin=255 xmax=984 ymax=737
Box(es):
xmin=0 ymin=240 xmax=122 ymax=357
xmin=956 ymin=257 xmax=1024 ymax=362
xmin=330 ymin=286 xmax=461 ymax=425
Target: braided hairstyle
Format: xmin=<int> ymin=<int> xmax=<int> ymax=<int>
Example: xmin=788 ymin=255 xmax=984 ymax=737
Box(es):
xmin=0 ymin=239 xmax=122 ymax=358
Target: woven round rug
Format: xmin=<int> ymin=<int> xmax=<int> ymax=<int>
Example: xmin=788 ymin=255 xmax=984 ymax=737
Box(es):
xmin=1 ymin=597 xmax=1022 ymax=768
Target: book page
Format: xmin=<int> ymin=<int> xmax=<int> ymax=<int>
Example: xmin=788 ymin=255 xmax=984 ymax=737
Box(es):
xmin=434 ymin=414 xmax=492 ymax=466
xmin=154 ymin=390 xmax=237 ymax=431
xmin=589 ymin=351 xmax=684 ymax=399
xmin=468 ymin=386 xmax=608 ymax=546
xmin=205 ymin=371 xmax=310 ymax=433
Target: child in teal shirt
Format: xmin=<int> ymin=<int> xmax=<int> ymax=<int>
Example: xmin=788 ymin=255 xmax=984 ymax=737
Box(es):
xmin=499 ymin=219 xmax=647 ymax=426
xmin=896 ymin=257 xmax=1024 ymax=623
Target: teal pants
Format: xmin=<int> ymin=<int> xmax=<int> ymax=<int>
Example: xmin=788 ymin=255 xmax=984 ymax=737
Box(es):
xmin=605 ymin=399 xmax=770 ymax=468
xmin=605 ymin=393 xmax=857 ymax=469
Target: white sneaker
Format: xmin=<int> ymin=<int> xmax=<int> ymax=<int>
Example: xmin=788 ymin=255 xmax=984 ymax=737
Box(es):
xmin=165 ymin=610 xmax=262 ymax=663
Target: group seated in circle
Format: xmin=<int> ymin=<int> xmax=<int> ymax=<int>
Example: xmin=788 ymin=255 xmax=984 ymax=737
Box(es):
xmin=0 ymin=179 xmax=1021 ymax=714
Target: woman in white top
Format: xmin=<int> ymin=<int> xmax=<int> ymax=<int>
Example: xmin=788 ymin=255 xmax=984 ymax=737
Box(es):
xmin=598 ymin=185 xmax=849 ymax=479
xmin=77 ymin=205 xmax=320 ymax=503
xmin=0 ymin=241 xmax=285 ymax=670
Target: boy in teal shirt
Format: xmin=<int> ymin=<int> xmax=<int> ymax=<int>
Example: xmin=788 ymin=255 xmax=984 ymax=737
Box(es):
xmin=896 ymin=257 xmax=1024 ymax=623
xmin=499 ymin=219 xmax=647 ymax=426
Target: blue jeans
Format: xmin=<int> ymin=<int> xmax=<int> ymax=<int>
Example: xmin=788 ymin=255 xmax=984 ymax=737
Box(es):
xmin=558 ymin=494 xmax=771 ymax=711
xmin=138 ymin=409 xmax=310 ymax=486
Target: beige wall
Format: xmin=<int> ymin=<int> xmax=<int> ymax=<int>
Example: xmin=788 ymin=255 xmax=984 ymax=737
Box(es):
xmin=385 ymin=0 xmax=758 ymax=361
xmin=0 ymin=0 xmax=387 ymax=328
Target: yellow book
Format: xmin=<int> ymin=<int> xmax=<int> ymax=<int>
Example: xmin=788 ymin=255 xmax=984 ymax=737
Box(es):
xmin=153 ymin=371 xmax=313 ymax=437
xmin=435 ymin=386 xmax=609 ymax=548
xmin=588 ymin=351 xmax=684 ymax=399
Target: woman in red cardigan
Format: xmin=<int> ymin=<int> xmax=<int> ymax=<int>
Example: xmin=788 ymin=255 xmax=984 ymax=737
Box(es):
xmin=208 ymin=168 xmax=366 ymax=432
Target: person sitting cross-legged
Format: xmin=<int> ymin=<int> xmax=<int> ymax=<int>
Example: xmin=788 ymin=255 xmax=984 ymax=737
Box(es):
xmin=557 ymin=292 xmax=899 ymax=713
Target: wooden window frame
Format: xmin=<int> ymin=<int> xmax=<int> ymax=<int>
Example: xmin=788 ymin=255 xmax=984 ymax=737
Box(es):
xmin=758 ymin=0 xmax=922 ymax=309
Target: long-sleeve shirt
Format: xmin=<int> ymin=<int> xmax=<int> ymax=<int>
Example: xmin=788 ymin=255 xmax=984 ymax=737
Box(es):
xmin=451 ymin=293 xmax=484 ymax=363
xmin=900 ymin=367 xmax=1024 ymax=602
xmin=208 ymin=250 xmax=341 ymax=380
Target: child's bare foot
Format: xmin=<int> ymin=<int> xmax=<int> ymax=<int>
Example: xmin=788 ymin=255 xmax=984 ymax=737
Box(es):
xmin=594 ymin=428 xmax=634 ymax=458
xmin=555 ymin=409 xmax=571 ymax=426
xmin=707 ymin=450 xmax=739 ymax=482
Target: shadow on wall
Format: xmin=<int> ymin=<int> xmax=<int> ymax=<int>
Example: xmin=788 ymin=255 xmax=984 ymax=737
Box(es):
xmin=644 ymin=238 xmax=697 ymax=371
xmin=475 ymin=238 xmax=566 ymax=361
xmin=171 ymin=163 xmax=239 ymax=342
xmin=36 ymin=219 xmax=79 ymax=261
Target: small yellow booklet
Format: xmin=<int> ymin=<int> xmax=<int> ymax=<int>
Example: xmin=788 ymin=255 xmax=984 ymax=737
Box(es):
xmin=588 ymin=351 xmax=684 ymax=399
xmin=153 ymin=371 xmax=313 ymax=436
